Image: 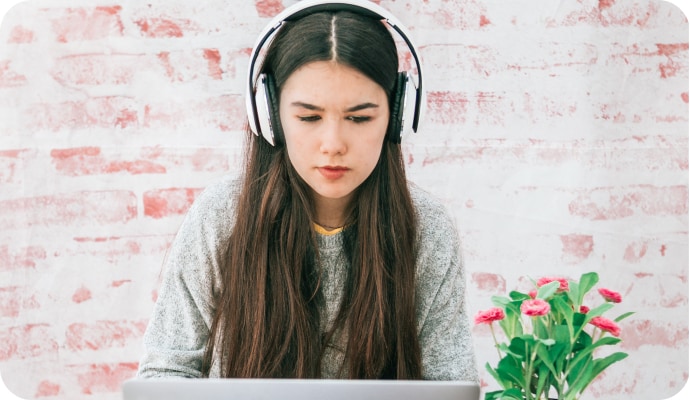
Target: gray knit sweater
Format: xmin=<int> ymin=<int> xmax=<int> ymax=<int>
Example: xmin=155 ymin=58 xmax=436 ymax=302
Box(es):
xmin=137 ymin=175 xmax=478 ymax=381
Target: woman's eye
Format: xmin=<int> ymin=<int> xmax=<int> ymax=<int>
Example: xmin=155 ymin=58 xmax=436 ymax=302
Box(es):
xmin=347 ymin=116 xmax=371 ymax=124
xmin=298 ymin=115 xmax=321 ymax=122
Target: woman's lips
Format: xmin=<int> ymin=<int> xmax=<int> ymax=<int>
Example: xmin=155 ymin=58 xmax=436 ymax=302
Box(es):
xmin=318 ymin=166 xmax=349 ymax=180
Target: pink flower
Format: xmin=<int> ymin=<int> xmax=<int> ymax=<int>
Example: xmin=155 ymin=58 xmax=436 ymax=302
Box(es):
xmin=521 ymin=299 xmax=551 ymax=317
xmin=474 ymin=307 xmax=505 ymax=325
xmin=598 ymin=288 xmax=622 ymax=303
xmin=590 ymin=316 xmax=621 ymax=337
xmin=528 ymin=290 xmax=537 ymax=299
xmin=579 ymin=305 xmax=590 ymax=314
xmin=537 ymin=277 xmax=569 ymax=292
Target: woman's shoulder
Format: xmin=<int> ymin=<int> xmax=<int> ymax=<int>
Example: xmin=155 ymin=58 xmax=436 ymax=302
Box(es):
xmin=407 ymin=182 xmax=462 ymax=265
xmin=172 ymin=174 xmax=242 ymax=249
xmin=183 ymin=174 xmax=241 ymax=221
xmin=194 ymin=173 xmax=240 ymax=206
xmin=408 ymin=182 xmax=457 ymax=235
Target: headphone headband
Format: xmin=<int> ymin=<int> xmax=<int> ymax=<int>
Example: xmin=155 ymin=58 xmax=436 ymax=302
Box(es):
xmin=246 ymin=0 xmax=424 ymax=144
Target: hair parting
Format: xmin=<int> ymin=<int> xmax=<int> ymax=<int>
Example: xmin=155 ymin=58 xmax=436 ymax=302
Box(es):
xmin=329 ymin=14 xmax=338 ymax=62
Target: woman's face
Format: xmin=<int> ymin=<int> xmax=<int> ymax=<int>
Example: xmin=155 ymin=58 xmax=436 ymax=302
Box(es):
xmin=279 ymin=61 xmax=390 ymax=212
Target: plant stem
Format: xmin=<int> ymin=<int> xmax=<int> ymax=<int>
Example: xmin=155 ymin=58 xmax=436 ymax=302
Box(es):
xmin=525 ymin=340 xmax=534 ymax=400
xmin=489 ymin=324 xmax=502 ymax=360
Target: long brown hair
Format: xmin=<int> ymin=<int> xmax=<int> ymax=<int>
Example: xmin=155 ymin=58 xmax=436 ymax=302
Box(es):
xmin=203 ymin=10 xmax=421 ymax=379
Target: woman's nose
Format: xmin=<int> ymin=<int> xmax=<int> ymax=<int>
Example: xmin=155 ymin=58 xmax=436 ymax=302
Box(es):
xmin=319 ymin=119 xmax=347 ymax=155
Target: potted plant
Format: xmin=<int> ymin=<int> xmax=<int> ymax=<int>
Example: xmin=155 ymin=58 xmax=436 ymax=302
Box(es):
xmin=475 ymin=272 xmax=633 ymax=400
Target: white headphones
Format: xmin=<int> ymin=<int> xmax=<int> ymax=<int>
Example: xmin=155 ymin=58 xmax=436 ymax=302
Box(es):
xmin=245 ymin=0 xmax=424 ymax=146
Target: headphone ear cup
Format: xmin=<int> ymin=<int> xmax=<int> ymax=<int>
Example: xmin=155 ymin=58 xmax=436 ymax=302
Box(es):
xmin=254 ymin=73 xmax=283 ymax=146
xmin=254 ymin=74 xmax=274 ymax=146
xmin=264 ymin=74 xmax=284 ymax=146
xmin=387 ymin=72 xmax=408 ymax=144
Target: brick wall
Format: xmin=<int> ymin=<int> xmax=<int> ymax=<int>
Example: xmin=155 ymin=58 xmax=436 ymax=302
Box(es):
xmin=0 ymin=0 xmax=687 ymax=399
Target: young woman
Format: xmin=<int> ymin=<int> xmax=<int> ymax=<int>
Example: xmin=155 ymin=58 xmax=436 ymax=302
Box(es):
xmin=137 ymin=0 xmax=478 ymax=381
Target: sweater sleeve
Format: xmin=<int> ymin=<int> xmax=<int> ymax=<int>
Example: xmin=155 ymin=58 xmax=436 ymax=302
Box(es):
xmin=411 ymin=186 xmax=479 ymax=382
xmin=136 ymin=177 xmax=235 ymax=379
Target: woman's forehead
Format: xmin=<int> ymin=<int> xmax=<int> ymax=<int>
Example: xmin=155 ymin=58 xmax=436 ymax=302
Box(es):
xmin=280 ymin=61 xmax=388 ymax=106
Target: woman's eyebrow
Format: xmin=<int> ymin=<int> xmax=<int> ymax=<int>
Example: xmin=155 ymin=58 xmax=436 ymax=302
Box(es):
xmin=345 ymin=102 xmax=379 ymax=112
xmin=288 ymin=101 xmax=380 ymax=112
xmin=290 ymin=101 xmax=324 ymax=111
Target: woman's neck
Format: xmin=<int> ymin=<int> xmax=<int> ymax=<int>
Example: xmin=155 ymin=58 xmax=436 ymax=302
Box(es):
xmin=313 ymin=192 xmax=352 ymax=229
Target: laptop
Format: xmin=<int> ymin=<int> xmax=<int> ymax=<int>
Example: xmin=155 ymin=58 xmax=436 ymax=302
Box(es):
xmin=121 ymin=378 xmax=480 ymax=400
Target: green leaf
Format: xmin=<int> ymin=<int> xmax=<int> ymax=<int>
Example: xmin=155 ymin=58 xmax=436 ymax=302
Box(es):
xmin=588 ymin=336 xmax=622 ymax=353
xmin=499 ymin=388 xmax=524 ymax=399
xmin=507 ymin=336 xmax=533 ymax=357
xmin=532 ymin=314 xmax=550 ymax=340
xmin=572 ymin=312 xmax=586 ymax=331
xmin=537 ymin=281 xmax=560 ymax=300
xmin=566 ymin=352 xmax=593 ymax=387
xmin=549 ymin=344 xmax=568 ymax=376
xmin=484 ymin=390 xmax=503 ymax=400
xmin=485 ymin=362 xmax=507 ymax=388
xmin=535 ymin=363 xmax=551 ymax=400
xmin=552 ymin=324 xmax=572 ymax=349
xmin=564 ymin=348 xmax=600 ymax=398
xmin=567 ymin=281 xmax=580 ymax=307
xmin=577 ymin=272 xmax=599 ymax=304
xmin=535 ymin=344 xmax=559 ymax=377
xmin=509 ymin=291 xmax=531 ymax=301
xmin=578 ymin=272 xmax=599 ymax=293
xmin=614 ymin=311 xmax=635 ymax=322
xmin=551 ymin=295 xmax=575 ymax=337
xmin=573 ymin=352 xmax=628 ymax=395
xmin=496 ymin=355 xmax=525 ymax=387
xmin=499 ymin=302 xmax=524 ymax=338
xmin=583 ymin=303 xmax=614 ymax=323
xmin=491 ymin=295 xmax=512 ymax=308
xmin=572 ymin=330 xmax=593 ymax=354
xmin=592 ymin=351 xmax=629 ymax=375
xmin=551 ymin=325 xmax=572 ymax=372
xmin=498 ymin=343 xmax=523 ymax=359
xmin=568 ymin=337 xmax=621 ymax=375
